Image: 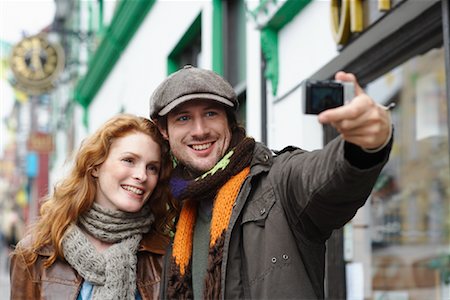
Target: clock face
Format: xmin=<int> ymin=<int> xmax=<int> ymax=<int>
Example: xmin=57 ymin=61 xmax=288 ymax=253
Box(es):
xmin=10 ymin=34 xmax=64 ymax=94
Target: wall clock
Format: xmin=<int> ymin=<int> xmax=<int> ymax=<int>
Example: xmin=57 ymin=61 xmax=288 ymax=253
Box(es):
xmin=10 ymin=34 xmax=64 ymax=95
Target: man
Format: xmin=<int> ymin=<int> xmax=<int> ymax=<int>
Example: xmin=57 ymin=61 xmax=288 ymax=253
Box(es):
xmin=149 ymin=65 xmax=392 ymax=299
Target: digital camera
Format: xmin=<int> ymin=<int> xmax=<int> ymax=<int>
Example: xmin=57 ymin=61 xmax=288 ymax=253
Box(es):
xmin=303 ymin=80 xmax=354 ymax=114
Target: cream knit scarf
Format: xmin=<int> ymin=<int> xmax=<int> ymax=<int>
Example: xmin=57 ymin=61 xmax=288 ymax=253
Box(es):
xmin=62 ymin=202 xmax=154 ymax=300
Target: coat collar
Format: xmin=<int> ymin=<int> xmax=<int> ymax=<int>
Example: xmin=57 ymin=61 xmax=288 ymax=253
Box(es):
xmin=250 ymin=142 xmax=273 ymax=174
xmin=139 ymin=230 xmax=169 ymax=255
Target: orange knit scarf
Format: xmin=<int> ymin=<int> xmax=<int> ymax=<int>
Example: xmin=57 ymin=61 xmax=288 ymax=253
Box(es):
xmin=168 ymin=167 xmax=250 ymax=299
xmin=167 ymin=137 xmax=255 ymax=299
xmin=172 ymin=167 xmax=249 ymax=275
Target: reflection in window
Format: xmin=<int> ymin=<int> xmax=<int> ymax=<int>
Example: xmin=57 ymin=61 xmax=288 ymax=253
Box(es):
xmin=369 ymin=47 xmax=449 ymax=299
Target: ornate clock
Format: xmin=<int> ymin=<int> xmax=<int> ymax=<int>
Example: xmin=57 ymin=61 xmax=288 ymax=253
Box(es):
xmin=10 ymin=34 xmax=64 ymax=95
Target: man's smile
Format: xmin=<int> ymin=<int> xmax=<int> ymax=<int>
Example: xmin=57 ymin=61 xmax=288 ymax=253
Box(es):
xmin=190 ymin=142 xmax=213 ymax=151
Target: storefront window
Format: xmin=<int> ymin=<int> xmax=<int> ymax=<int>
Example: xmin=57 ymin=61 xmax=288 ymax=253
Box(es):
xmin=369 ymin=47 xmax=450 ymax=299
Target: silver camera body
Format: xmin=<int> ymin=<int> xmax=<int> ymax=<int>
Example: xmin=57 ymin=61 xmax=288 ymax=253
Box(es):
xmin=303 ymin=80 xmax=355 ymax=114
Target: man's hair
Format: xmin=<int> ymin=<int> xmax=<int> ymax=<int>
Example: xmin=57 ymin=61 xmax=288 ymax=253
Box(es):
xmin=225 ymin=108 xmax=247 ymax=149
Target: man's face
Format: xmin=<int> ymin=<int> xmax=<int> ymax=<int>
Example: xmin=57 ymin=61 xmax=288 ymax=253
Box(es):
xmin=161 ymin=99 xmax=232 ymax=176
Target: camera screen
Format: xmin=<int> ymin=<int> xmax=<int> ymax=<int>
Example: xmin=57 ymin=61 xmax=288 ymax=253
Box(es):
xmin=308 ymin=85 xmax=343 ymax=114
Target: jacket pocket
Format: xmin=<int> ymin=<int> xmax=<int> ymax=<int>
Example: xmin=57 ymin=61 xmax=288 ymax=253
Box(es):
xmin=241 ymin=188 xmax=276 ymax=227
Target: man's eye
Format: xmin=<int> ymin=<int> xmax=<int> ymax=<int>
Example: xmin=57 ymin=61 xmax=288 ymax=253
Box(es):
xmin=205 ymin=111 xmax=217 ymax=117
xmin=176 ymin=115 xmax=189 ymax=122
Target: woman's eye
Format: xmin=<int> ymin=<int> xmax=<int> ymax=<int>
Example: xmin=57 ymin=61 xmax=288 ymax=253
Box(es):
xmin=122 ymin=158 xmax=133 ymax=164
xmin=147 ymin=165 xmax=159 ymax=174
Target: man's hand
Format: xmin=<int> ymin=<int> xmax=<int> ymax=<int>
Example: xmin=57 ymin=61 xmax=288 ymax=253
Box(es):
xmin=318 ymin=71 xmax=392 ymax=150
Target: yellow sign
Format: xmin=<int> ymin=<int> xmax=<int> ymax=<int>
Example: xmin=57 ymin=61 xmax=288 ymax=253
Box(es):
xmin=16 ymin=189 xmax=28 ymax=207
xmin=10 ymin=34 xmax=64 ymax=95
xmin=331 ymin=0 xmax=391 ymax=46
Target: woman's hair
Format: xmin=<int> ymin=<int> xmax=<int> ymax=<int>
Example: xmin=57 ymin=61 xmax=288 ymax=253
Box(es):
xmin=17 ymin=114 xmax=178 ymax=267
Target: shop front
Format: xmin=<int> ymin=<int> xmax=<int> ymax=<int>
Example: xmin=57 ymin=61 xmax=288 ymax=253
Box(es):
xmin=312 ymin=0 xmax=450 ymax=298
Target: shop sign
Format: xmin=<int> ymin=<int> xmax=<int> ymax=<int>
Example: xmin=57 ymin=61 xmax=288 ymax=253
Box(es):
xmin=331 ymin=0 xmax=392 ymax=46
xmin=27 ymin=133 xmax=54 ymax=153
xmin=10 ymin=34 xmax=64 ymax=95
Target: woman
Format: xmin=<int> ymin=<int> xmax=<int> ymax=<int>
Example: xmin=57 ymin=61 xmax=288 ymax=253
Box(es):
xmin=10 ymin=114 xmax=178 ymax=299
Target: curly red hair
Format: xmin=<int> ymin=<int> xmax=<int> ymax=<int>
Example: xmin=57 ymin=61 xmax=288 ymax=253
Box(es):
xmin=17 ymin=114 xmax=177 ymax=267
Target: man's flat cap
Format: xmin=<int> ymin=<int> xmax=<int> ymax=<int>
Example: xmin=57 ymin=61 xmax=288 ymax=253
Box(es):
xmin=149 ymin=65 xmax=238 ymax=119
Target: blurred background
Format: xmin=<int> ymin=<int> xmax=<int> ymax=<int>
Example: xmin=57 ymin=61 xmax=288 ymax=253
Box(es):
xmin=1 ymin=0 xmax=450 ymax=299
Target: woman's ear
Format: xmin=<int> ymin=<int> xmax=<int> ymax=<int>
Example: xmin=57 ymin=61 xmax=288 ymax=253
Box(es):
xmin=91 ymin=167 xmax=99 ymax=178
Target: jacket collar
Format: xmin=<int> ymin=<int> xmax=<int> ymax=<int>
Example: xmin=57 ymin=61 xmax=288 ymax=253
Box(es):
xmin=250 ymin=142 xmax=273 ymax=174
xmin=139 ymin=230 xmax=169 ymax=255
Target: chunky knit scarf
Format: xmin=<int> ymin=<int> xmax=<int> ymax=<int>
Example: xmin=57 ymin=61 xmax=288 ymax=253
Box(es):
xmin=167 ymin=137 xmax=255 ymax=299
xmin=62 ymin=202 xmax=154 ymax=300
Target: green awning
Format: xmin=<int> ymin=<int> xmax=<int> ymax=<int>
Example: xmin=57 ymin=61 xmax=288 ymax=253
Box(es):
xmin=75 ymin=0 xmax=156 ymax=109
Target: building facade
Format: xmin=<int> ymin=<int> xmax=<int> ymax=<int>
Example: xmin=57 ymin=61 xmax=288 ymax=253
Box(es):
xmin=45 ymin=0 xmax=450 ymax=299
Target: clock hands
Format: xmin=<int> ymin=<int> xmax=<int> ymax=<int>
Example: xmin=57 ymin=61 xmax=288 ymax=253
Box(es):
xmin=10 ymin=34 xmax=64 ymax=95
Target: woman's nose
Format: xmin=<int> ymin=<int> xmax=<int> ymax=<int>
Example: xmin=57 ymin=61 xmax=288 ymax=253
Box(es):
xmin=133 ymin=166 xmax=147 ymax=182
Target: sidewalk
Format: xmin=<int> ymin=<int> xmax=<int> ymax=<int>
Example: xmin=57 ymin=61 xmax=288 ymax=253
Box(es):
xmin=0 ymin=245 xmax=11 ymax=298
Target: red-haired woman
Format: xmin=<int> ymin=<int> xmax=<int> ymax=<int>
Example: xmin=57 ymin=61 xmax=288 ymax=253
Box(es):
xmin=10 ymin=114 xmax=178 ymax=299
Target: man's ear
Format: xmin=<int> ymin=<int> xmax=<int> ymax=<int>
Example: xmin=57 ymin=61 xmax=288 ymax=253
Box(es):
xmin=155 ymin=120 xmax=169 ymax=140
xmin=160 ymin=128 xmax=169 ymax=140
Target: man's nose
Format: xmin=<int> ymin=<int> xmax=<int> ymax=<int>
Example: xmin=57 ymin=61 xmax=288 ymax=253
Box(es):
xmin=191 ymin=118 xmax=210 ymax=137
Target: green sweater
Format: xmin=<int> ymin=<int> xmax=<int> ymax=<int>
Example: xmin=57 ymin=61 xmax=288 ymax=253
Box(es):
xmin=192 ymin=203 xmax=212 ymax=299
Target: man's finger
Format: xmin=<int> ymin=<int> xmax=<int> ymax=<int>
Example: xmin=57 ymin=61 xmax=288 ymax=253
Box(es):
xmin=335 ymin=72 xmax=364 ymax=95
xmin=318 ymin=96 xmax=367 ymax=124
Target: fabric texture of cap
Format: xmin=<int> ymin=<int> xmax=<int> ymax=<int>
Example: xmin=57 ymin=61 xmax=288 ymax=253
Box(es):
xmin=149 ymin=65 xmax=238 ymax=119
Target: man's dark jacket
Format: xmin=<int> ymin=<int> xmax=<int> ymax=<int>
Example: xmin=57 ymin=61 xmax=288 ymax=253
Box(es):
xmin=161 ymin=136 xmax=392 ymax=299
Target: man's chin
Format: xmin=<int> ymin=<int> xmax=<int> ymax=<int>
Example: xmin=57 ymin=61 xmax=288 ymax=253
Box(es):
xmin=185 ymin=161 xmax=215 ymax=176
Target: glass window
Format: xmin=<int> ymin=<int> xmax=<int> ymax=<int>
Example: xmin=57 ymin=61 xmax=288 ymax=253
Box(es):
xmin=224 ymin=0 xmax=247 ymax=127
xmin=167 ymin=13 xmax=202 ymax=74
xmin=368 ymin=47 xmax=449 ymax=299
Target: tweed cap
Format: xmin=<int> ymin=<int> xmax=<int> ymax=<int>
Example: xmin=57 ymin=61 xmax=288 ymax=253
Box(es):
xmin=149 ymin=65 xmax=238 ymax=119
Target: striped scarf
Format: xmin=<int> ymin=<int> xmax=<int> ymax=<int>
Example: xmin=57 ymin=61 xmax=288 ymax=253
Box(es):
xmin=167 ymin=137 xmax=255 ymax=299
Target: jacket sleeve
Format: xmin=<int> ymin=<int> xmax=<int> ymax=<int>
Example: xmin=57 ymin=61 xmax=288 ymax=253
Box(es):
xmin=274 ymin=135 xmax=392 ymax=243
xmin=10 ymin=249 xmax=40 ymax=299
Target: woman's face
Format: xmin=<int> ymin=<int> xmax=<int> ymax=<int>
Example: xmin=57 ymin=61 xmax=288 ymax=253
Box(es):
xmin=92 ymin=132 xmax=161 ymax=212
